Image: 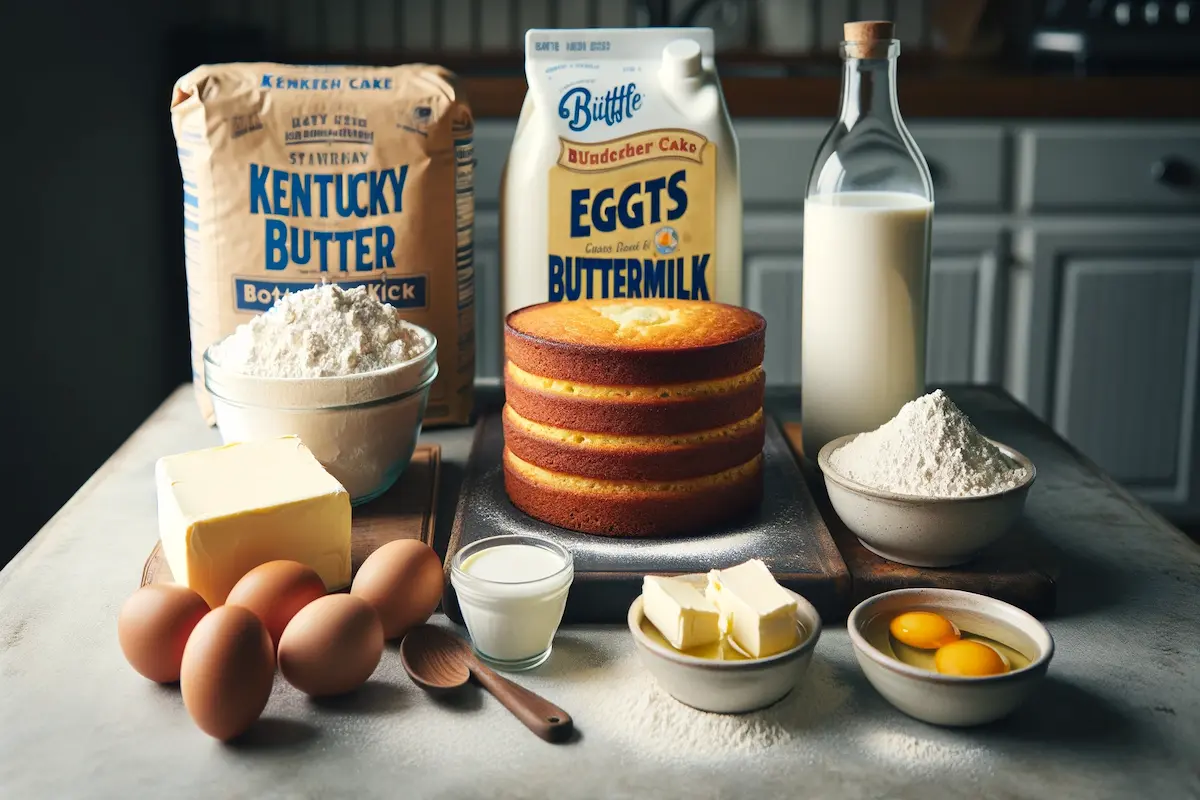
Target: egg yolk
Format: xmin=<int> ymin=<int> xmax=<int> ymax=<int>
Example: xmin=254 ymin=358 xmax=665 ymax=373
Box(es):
xmin=934 ymin=640 xmax=1010 ymax=676
xmin=889 ymin=611 xmax=961 ymax=650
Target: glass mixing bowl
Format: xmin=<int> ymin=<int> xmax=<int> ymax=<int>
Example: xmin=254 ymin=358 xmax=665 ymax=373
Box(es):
xmin=203 ymin=332 xmax=438 ymax=505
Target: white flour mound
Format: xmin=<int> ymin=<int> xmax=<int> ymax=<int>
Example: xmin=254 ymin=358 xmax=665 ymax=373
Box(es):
xmin=829 ymin=390 xmax=1028 ymax=497
xmin=211 ymin=284 xmax=430 ymax=378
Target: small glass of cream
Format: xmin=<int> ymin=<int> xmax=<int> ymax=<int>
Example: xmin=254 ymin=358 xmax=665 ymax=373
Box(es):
xmin=449 ymin=535 xmax=574 ymax=671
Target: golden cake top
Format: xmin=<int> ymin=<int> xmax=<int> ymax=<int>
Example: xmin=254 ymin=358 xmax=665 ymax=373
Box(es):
xmin=506 ymin=299 xmax=764 ymax=351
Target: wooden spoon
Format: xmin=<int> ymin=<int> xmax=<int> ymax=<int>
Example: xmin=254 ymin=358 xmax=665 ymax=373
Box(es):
xmin=400 ymin=625 xmax=574 ymax=743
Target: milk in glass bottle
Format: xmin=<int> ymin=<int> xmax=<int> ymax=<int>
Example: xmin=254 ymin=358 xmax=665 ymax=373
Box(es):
xmin=801 ymin=20 xmax=934 ymax=458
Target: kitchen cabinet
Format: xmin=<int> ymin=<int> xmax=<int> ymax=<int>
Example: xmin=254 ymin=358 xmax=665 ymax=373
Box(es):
xmin=926 ymin=228 xmax=1007 ymax=386
xmin=743 ymin=214 xmax=804 ymax=384
xmin=473 ymin=121 xmax=513 ymax=209
xmin=928 ymin=252 xmax=986 ymax=384
xmin=472 ymin=121 xmax=513 ymax=381
xmin=737 ymin=123 xmax=1200 ymax=521
xmin=734 ymin=122 xmax=1008 ymax=213
xmin=1022 ymin=227 xmax=1200 ymax=519
xmin=916 ymin=127 xmax=1008 ymax=213
xmin=474 ymin=210 xmax=503 ymax=380
xmin=1018 ymin=127 xmax=1200 ymax=213
xmin=742 ymin=221 xmax=1007 ymax=388
xmin=737 ymin=122 xmax=819 ymax=208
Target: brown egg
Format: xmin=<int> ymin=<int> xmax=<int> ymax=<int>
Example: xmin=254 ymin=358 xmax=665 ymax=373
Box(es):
xmin=278 ymin=594 xmax=383 ymax=697
xmin=351 ymin=540 xmax=443 ymax=639
xmin=226 ymin=561 xmax=327 ymax=650
xmin=118 ymin=584 xmax=210 ymax=683
xmin=180 ymin=605 xmax=275 ymax=741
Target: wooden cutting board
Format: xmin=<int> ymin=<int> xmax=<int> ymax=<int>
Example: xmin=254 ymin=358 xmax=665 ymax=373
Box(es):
xmin=782 ymin=423 xmax=1058 ymax=617
xmin=443 ymin=413 xmax=850 ymax=624
xmin=141 ymin=444 xmax=441 ymax=587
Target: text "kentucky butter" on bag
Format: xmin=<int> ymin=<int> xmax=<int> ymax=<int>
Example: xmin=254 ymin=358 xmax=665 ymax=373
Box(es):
xmin=171 ymin=63 xmax=475 ymax=426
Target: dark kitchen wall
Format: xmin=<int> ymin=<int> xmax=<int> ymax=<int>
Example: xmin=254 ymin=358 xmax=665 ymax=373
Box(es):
xmin=4 ymin=2 xmax=189 ymax=566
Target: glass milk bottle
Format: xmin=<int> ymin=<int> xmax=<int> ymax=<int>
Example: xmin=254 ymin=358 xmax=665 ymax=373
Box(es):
xmin=801 ymin=20 xmax=934 ymax=458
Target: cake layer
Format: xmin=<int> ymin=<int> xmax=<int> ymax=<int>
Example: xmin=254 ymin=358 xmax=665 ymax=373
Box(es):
xmin=505 ymin=361 xmax=766 ymax=435
xmin=505 ymin=299 xmax=766 ymax=385
xmin=503 ymin=404 xmax=765 ymax=481
xmin=503 ymin=448 xmax=764 ymax=537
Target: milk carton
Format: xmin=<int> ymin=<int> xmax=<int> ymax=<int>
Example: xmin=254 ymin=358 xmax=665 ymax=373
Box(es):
xmin=502 ymin=29 xmax=742 ymax=315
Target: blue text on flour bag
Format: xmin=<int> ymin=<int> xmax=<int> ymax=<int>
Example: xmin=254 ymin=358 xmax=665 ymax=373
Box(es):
xmin=239 ymin=162 xmax=426 ymax=312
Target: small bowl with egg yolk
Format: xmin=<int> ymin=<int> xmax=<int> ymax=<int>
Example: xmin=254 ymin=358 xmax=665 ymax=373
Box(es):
xmin=848 ymin=588 xmax=1054 ymax=727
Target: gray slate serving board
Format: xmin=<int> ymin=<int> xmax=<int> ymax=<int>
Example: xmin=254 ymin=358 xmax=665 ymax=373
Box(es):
xmin=443 ymin=412 xmax=850 ymax=624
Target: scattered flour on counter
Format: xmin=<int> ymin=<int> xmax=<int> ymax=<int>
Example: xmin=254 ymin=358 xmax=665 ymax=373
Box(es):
xmin=829 ymin=390 xmax=1028 ymax=498
xmin=565 ymin=650 xmax=852 ymax=762
xmin=210 ymin=284 xmax=431 ymax=378
xmin=857 ymin=728 xmax=996 ymax=776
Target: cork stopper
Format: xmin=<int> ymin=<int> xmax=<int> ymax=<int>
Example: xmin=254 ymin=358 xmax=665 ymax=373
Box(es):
xmin=843 ymin=20 xmax=894 ymax=58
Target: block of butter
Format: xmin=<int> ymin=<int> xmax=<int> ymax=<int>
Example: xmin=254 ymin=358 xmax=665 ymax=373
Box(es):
xmin=642 ymin=575 xmax=721 ymax=652
xmin=706 ymin=559 xmax=798 ymax=658
xmin=156 ymin=436 xmax=352 ymax=607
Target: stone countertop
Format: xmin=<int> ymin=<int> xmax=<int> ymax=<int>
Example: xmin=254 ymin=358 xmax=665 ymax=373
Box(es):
xmin=1 ymin=385 xmax=1198 ymax=799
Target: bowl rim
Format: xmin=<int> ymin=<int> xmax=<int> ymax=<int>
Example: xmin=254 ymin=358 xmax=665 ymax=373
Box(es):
xmin=847 ymin=588 xmax=1055 ymax=685
xmin=817 ymin=434 xmax=1037 ymax=504
xmin=207 ymin=359 xmax=439 ymax=411
xmin=627 ymin=584 xmax=822 ymax=670
xmin=449 ymin=534 xmax=574 ymax=587
xmin=204 ymin=326 xmax=438 ymax=384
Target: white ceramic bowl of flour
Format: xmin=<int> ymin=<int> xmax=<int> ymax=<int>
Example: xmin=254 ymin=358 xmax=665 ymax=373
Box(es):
xmin=817 ymin=435 xmax=1035 ymax=568
xmin=204 ymin=334 xmax=437 ymax=505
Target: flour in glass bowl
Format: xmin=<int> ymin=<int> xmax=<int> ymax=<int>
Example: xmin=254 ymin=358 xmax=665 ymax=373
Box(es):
xmin=828 ymin=390 xmax=1028 ymax=498
xmin=203 ymin=283 xmax=437 ymax=501
xmin=210 ymin=283 xmax=431 ymax=377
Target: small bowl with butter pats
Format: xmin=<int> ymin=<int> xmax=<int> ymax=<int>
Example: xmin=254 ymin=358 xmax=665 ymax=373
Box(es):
xmin=627 ymin=561 xmax=822 ymax=714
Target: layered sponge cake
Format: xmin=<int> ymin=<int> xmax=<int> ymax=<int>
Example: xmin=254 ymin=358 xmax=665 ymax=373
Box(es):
xmin=503 ymin=299 xmax=766 ymax=537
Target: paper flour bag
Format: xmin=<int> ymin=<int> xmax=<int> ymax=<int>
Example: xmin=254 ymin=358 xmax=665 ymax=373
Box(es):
xmin=171 ymin=63 xmax=475 ymax=426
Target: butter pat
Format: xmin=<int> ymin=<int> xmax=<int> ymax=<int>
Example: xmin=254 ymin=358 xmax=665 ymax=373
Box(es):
xmin=156 ymin=436 xmax=351 ymax=607
xmin=596 ymin=304 xmax=676 ymax=328
xmin=642 ymin=575 xmax=721 ymax=651
xmin=706 ymin=559 xmax=798 ymax=658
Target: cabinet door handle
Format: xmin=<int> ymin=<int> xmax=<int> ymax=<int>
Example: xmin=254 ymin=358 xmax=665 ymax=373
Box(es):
xmin=1151 ymin=157 xmax=1193 ymax=187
